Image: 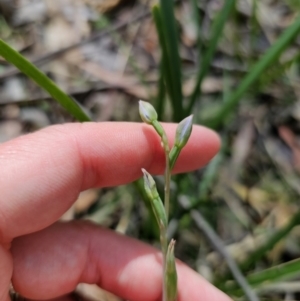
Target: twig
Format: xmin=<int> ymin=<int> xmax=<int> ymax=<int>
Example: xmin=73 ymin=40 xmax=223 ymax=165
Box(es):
xmin=0 ymin=10 xmax=151 ymax=81
xmin=191 ymin=210 xmax=259 ymax=301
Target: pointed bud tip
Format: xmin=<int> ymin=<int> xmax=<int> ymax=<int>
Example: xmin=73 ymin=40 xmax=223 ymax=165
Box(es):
xmin=141 ymin=168 xmax=151 ymax=178
xmin=141 ymin=168 xmax=150 ymax=181
xmin=183 ymin=114 xmax=193 ymax=123
xmin=175 ymin=115 xmax=193 ymax=149
xmin=139 ymin=101 xmax=158 ymax=124
xmin=142 ymin=168 xmax=155 ymax=189
xmin=168 ymin=239 xmax=176 ymax=251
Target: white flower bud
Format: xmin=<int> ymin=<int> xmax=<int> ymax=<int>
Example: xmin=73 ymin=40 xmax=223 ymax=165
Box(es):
xmin=174 ymin=115 xmax=193 ymax=149
xmin=139 ymin=100 xmax=158 ymax=124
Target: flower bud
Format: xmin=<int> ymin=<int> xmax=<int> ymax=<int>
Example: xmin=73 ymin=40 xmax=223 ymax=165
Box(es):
xmin=165 ymin=239 xmax=178 ymax=301
xmin=169 ymin=115 xmax=193 ymax=169
xmin=142 ymin=168 xmax=159 ymax=200
xmin=142 ymin=168 xmax=167 ymax=230
xmin=174 ymin=115 xmax=193 ymax=149
xmin=139 ymin=100 xmax=158 ymax=124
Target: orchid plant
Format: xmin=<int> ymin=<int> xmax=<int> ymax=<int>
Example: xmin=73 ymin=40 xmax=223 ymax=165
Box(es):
xmin=139 ymin=100 xmax=193 ymax=301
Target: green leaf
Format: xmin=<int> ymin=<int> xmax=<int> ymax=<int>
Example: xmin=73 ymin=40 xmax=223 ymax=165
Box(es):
xmin=0 ymin=39 xmax=91 ymax=122
xmin=152 ymin=4 xmax=183 ymax=122
xmin=156 ymin=57 xmax=166 ymax=120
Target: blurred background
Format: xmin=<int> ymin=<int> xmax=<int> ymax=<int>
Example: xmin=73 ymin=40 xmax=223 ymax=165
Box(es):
xmin=1 ymin=0 xmax=300 ymax=300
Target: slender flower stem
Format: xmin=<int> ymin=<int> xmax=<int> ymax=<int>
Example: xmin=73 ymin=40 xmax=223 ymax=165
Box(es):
xmin=152 ymin=120 xmax=171 ymax=301
xmin=139 ymin=102 xmax=182 ymax=301
xmin=152 ymin=121 xmax=171 ymax=220
xmin=162 ymin=135 xmax=170 ymax=221
xmin=161 ymin=227 xmax=168 ymax=301
xmin=160 ymin=132 xmax=170 ymax=301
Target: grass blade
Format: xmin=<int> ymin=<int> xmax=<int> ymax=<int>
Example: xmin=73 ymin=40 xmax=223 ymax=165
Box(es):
xmin=190 ymin=0 xmax=203 ymax=59
xmin=241 ymin=210 xmax=300 ymax=272
xmin=154 ymin=1 xmax=183 ymax=121
xmin=215 ymin=210 xmax=300 ymax=287
xmin=0 ymin=39 xmax=91 ymax=122
xmin=204 ymin=15 xmax=300 ymax=129
xmin=186 ymin=0 xmax=236 ymax=114
xmin=156 ymin=59 xmax=166 ymax=120
xmin=222 ymin=258 xmax=300 ymax=296
xmin=248 ymin=258 xmax=300 ymax=286
xmin=191 ymin=210 xmax=259 ymax=301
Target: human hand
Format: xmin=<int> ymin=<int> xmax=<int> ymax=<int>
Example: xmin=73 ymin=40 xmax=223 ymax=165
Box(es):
xmin=0 ymin=122 xmax=232 ymax=301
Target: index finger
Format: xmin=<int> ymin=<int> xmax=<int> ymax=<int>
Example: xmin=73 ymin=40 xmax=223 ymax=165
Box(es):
xmin=0 ymin=122 xmax=220 ymax=242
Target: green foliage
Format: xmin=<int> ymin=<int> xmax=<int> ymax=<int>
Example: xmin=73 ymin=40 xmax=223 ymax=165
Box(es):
xmin=151 ymin=1 xmax=300 ymax=299
xmin=186 ymin=0 xmax=236 ymax=114
xmin=0 ymin=39 xmax=91 ymax=122
xmin=2 ymin=1 xmax=300 ymax=299
xmin=204 ymin=15 xmax=300 ymax=129
xmin=152 ymin=4 xmax=184 ymax=122
xmin=222 ymin=258 xmax=300 ymax=296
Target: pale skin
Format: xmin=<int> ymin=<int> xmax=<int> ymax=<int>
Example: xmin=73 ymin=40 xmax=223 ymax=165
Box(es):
xmin=0 ymin=122 xmax=233 ymax=301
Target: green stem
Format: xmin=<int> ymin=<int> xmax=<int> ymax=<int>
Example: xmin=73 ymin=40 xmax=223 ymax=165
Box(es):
xmin=169 ymin=145 xmax=180 ymax=170
xmin=164 ymin=149 xmax=171 ymax=221
xmin=161 ymin=133 xmax=170 ymax=301
xmin=152 ymin=121 xmax=171 ymax=220
xmin=160 ymin=227 xmax=168 ymax=301
xmin=151 ymin=119 xmax=171 ymax=301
